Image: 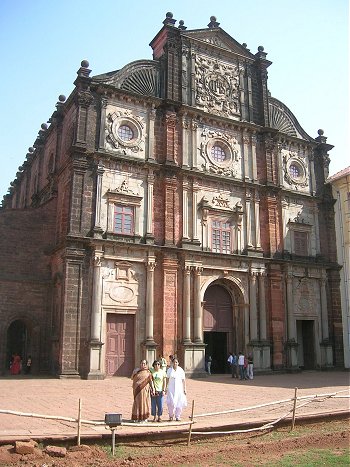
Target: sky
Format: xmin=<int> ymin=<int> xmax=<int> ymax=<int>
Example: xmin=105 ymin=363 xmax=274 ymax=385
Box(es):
xmin=0 ymin=0 xmax=348 ymax=200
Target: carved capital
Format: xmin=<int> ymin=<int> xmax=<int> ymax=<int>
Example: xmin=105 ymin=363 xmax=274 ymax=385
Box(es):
xmin=77 ymin=90 xmax=94 ymax=107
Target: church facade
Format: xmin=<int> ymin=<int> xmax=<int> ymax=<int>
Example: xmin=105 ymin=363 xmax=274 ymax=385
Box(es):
xmin=0 ymin=14 xmax=344 ymax=377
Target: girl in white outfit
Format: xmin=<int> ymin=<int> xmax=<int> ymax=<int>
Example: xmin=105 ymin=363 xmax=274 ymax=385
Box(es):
xmin=165 ymin=359 xmax=187 ymax=421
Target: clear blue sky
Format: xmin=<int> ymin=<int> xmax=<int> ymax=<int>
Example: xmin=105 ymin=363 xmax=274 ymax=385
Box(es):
xmin=0 ymin=0 xmax=348 ymax=199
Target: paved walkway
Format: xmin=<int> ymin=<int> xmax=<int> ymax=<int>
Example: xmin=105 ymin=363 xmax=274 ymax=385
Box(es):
xmin=0 ymin=371 xmax=349 ymax=442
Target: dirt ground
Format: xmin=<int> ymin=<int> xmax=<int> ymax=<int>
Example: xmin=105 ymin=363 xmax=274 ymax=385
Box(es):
xmin=0 ymin=417 xmax=349 ymax=466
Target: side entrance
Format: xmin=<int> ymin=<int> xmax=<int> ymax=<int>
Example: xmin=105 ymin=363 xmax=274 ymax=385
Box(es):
xmin=105 ymin=314 xmax=134 ymax=376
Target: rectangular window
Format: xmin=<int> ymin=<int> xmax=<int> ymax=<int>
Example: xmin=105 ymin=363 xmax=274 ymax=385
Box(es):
xmin=294 ymin=231 xmax=308 ymax=256
xmin=114 ymin=205 xmax=134 ymax=235
xmin=212 ymin=220 xmax=231 ymax=254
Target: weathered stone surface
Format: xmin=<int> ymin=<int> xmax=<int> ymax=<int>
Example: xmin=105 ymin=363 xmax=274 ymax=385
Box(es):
xmin=69 ymin=444 xmax=91 ymax=452
xmin=15 ymin=440 xmax=38 ymax=454
xmin=44 ymin=445 xmax=67 ymax=457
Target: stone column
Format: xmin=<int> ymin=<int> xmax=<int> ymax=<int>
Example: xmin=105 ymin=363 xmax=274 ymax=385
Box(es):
xmin=145 ymin=171 xmax=155 ymax=243
xmin=93 ymin=162 xmax=104 ymax=237
xmin=249 ymin=272 xmax=258 ymax=341
xmin=286 ymin=272 xmax=298 ymax=368
xmin=98 ymin=97 xmax=107 ymax=150
xmin=254 ymin=192 xmax=261 ymax=249
xmin=258 ymin=273 xmax=267 ymax=340
xmin=242 ymin=130 xmax=250 ymax=180
xmin=309 ymin=153 xmax=316 ymax=195
xmin=286 ymin=273 xmax=297 ymax=341
xmin=145 ymin=256 xmax=157 ymax=344
xmin=183 ymin=264 xmax=192 ymax=343
xmin=320 ymin=272 xmax=333 ymax=366
xmin=182 ymin=178 xmax=190 ymax=240
xmin=91 ymin=255 xmax=102 ymax=341
xmin=251 ymin=134 xmax=257 ymax=181
xmin=182 ymin=115 xmax=190 ymax=167
xmin=147 ymin=107 xmax=156 ymax=160
xmin=192 ymin=181 xmax=200 ymax=245
xmin=320 ymin=275 xmax=329 ymax=340
xmin=246 ymin=193 xmax=253 ymax=248
xmin=191 ymin=120 xmax=198 ymax=168
xmin=256 ymin=271 xmax=271 ymax=370
xmin=193 ymin=266 xmax=203 ymax=343
xmin=87 ymin=251 xmax=104 ymax=379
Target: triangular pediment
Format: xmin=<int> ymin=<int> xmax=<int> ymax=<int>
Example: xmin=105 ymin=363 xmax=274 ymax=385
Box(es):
xmin=182 ymin=28 xmax=255 ymax=60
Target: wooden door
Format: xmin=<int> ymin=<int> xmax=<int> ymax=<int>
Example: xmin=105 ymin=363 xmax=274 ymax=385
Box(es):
xmin=106 ymin=314 xmax=134 ymax=376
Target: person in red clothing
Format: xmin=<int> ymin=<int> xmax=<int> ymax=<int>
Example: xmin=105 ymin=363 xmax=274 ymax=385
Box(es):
xmin=10 ymin=353 xmax=21 ymax=375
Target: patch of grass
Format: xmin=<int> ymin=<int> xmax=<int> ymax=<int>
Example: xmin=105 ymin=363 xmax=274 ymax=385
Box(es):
xmin=265 ymin=448 xmax=349 ymax=466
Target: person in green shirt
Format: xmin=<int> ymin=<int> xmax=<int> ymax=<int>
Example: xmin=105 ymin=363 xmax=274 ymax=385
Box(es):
xmin=150 ymin=360 xmax=167 ymax=422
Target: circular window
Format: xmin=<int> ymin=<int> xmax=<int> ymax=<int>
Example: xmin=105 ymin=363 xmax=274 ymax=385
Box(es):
xmin=118 ymin=125 xmax=134 ymax=141
xmin=289 ymin=164 xmax=300 ymax=179
xmin=211 ymin=144 xmax=227 ymax=163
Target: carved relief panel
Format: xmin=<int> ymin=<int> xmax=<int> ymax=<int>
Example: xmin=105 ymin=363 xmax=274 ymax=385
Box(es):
xmin=102 ymin=261 xmax=143 ymax=309
xmin=197 ymin=127 xmax=242 ymax=178
xmin=105 ymin=105 xmax=146 ymax=158
xmin=293 ymin=277 xmax=320 ymax=318
xmin=281 ymin=148 xmax=310 ymax=193
xmin=194 ymin=54 xmax=244 ymax=119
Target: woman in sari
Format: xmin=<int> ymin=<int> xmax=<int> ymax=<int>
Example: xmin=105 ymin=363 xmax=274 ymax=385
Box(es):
xmin=131 ymin=359 xmax=153 ymax=422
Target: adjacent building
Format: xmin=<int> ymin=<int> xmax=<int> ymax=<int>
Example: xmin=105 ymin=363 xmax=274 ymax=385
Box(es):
xmin=0 ymin=13 xmax=344 ymax=377
xmin=328 ymin=167 xmax=350 ymax=369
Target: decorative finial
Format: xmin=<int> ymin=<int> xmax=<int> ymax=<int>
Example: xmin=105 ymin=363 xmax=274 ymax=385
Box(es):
xmin=178 ymin=19 xmax=187 ymax=30
xmin=315 ymin=129 xmax=327 ymax=143
xmin=58 ymin=95 xmax=66 ymax=103
xmin=208 ymin=16 xmax=220 ymax=28
xmin=77 ymin=59 xmax=91 ymax=78
xmin=255 ymin=46 xmax=268 ymax=59
xmin=163 ymin=12 xmax=176 ymax=26
xmin=41 ymin=123 xmax=48 ymax=130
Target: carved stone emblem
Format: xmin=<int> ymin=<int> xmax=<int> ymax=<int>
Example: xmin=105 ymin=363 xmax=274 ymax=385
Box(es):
xmin=282 ymin=150 xmax=309 ymax=189
xmin=199 ymin=129 xmax=241 ymax=176
xmin=105 ymin=109 xmax=145 ymax=154
xmin=195 ymin=55 xmax=243 ymax=118
xmin=109 ymin=285 xmax=135 ymax=303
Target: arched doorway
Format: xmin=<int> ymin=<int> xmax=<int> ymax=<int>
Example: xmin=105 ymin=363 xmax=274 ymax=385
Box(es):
xmin=203 ymin=282 xmax=245 ymax=374
xmin=6 ymin=320 xmax=28 ymax=372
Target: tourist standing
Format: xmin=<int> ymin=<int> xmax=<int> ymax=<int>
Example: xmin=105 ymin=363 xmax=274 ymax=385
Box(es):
xmin=131 ymin=359 xmax=153 ymax=422
xmin=231 ymin=353 xmax=238 ymax=378
xmin=207 ymin=355 xmax=212 ymax=375
xmin=238 ymin=352 xmax=245 ymax=380
xmin=150 ymin=360 xmax=167 ymax=422
xmin=165 ymin=358 xmax=187 ymax=421
xmin=247 ymin=353 xmax=254 ymax=380
xmin=227 ymin=352 xmax=233 ymax=373
xmin=10 ymin=353 xmax=21 ymax=375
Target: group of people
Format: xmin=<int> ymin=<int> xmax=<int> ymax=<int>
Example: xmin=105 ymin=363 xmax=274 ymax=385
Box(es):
xmin=228 ymin=351 xmax=253 ymax=380
xmin=9 ymin=353 xmax=32 ymax=375
xmin=131 ymin=356 xmax=187 ymax=423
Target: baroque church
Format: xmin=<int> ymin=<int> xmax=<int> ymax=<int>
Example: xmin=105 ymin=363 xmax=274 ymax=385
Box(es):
xmin=0 ymin=13 xmax=344 ymax=377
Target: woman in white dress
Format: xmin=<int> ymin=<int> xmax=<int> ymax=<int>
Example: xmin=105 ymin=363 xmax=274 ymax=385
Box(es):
xmin=165 ymin=358 xmax=187 ymax=421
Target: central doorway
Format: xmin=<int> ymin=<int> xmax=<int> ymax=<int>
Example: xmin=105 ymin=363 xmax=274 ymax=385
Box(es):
xmin=7 ymin=320 xmax=28 ymax=371
xmin=203 ymin=284 xmax=233 ymax=374
xmin=204 ymin=331 xmax=227 ymax=373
